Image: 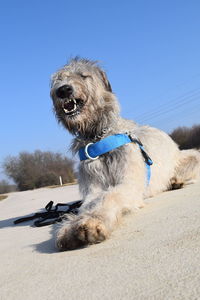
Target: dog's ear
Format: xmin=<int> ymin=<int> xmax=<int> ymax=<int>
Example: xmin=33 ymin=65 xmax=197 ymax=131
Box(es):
xmin=99 ymin=70 xmax=112 ymax=92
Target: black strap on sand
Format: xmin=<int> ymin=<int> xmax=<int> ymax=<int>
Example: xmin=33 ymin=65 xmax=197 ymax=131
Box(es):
xmin=14 ymin=200 xmax=83 ymax=227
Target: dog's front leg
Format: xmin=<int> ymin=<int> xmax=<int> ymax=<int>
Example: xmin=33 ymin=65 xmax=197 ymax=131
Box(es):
xmin=56 ymin=183 xmax=144 ymax=250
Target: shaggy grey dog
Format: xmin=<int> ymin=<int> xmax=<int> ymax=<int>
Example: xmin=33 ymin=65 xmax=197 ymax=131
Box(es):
xmin=50 ymin=58 xmax=200 ymax=250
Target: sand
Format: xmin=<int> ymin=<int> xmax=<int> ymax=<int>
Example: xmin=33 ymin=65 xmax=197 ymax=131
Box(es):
xmin=0 ymin=182 xmax=200 ymax=300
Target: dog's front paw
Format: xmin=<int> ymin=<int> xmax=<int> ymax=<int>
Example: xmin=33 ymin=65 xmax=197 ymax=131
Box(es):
xmin=56 ymin=216 xmax=109 ymax=251
xmin=76 ymin=216 xmax=109 ymax=244
xmin=56 ymin=225 xmax=83 ymax=251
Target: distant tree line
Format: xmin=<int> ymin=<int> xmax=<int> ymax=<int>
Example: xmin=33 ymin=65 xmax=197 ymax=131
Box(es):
xmin=0 ymin=180 xmax=17 ymax=194
xmin=170 ymin=124 xmax=200 ymax=150
xmin=3 ymin=150 xmax=76 ymax=191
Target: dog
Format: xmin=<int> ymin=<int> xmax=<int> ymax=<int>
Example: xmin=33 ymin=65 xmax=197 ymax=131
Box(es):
xmin=50 ymin=57 xmax=200 ymax=250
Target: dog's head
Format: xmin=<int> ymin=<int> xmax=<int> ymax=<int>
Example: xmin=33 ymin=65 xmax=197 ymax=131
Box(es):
xmin=50 ymin=57 xmax=119 ymax=136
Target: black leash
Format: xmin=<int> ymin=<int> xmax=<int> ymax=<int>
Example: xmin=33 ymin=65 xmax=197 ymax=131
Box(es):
xmin=14 ymin=200 xmax=83 ymax=227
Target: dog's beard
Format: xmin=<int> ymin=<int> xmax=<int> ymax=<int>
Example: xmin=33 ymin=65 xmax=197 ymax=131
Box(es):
xmin=54 ymin=96 xmax=91 ymax=134
xmin=55 ymin=100 xmax=108 ymax=139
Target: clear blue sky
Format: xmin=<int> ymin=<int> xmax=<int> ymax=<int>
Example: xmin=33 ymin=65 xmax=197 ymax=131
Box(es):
xmin=0 ymin=0 xmax=200 ymax=180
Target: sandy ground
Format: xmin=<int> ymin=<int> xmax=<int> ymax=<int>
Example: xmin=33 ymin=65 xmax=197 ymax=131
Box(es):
xmin=0 ymin=182 xmax=200 ymax=300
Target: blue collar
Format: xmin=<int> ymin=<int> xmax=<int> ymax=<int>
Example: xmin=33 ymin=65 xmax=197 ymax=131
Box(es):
xmin=79 ymin=134 xmax=131 ymax=160
xmin=78 ymin=133 xmax=153 ymax=184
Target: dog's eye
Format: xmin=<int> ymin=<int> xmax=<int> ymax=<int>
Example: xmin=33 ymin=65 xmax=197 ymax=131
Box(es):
xmin=79 ymin=73 xmax=90 ymax=79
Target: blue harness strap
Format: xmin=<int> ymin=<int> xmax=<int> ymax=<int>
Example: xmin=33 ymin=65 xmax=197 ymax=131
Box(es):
xmin=79 ymin=133 xmax=153 ymax=184
xmin=136 ymin=144 xmax=153 ymax=185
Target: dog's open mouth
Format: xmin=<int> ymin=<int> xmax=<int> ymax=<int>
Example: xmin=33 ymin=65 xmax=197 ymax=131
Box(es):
xmin=63 ymin=98 xmax=77 ymax=114
xmin=62 ymin=98 xmax=84 ymax=116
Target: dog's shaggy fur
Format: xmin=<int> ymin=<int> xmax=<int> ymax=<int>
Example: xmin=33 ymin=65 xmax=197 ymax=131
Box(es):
xmin=50 ymin=58 xmax=200 ymax=250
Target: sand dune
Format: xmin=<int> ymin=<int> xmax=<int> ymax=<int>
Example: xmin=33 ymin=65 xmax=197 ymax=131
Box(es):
xmin=0 ymin=182 xmax=200 ymax=300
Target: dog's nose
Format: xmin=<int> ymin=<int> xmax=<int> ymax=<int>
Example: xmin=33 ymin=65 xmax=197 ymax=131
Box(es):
xmin=56 ymin=85 xmax=73 ymax=98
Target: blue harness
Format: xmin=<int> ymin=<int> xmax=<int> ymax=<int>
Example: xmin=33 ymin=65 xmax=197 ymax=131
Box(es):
xmin=79 ymin=133 xmax=153 ymax=185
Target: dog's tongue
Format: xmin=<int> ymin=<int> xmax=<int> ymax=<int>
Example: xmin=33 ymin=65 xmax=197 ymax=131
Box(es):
xmin=64 ymin=99 xmax=75 ymax=112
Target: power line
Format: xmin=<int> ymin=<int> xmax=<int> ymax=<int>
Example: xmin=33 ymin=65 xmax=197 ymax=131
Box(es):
xmin=138 ymin=93 xmax=200 ymax=123
xmin=152 ymin=102 xmax=200 ymax=132
xmin=133 ymin=72 xmax=200 ymax=117
xmin=135 ymin=87 xmax=200 ymax=121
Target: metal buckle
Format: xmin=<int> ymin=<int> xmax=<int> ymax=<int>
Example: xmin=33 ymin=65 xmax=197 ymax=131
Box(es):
xmin=84 ymin=143 xmax=99 ymax=160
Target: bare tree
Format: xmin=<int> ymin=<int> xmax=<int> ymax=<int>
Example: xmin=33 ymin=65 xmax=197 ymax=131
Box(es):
xmin=3 ymin=150 xmax=76 ymax=191
xmin=170 ymin=124 xmax=200 ymax=149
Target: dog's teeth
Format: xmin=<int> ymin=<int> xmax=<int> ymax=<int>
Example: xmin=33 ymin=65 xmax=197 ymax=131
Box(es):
xmin=71 ymin=104 xmax=77 ymax=112
xmin=63 ymin=102 xmax=77 ymax=114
